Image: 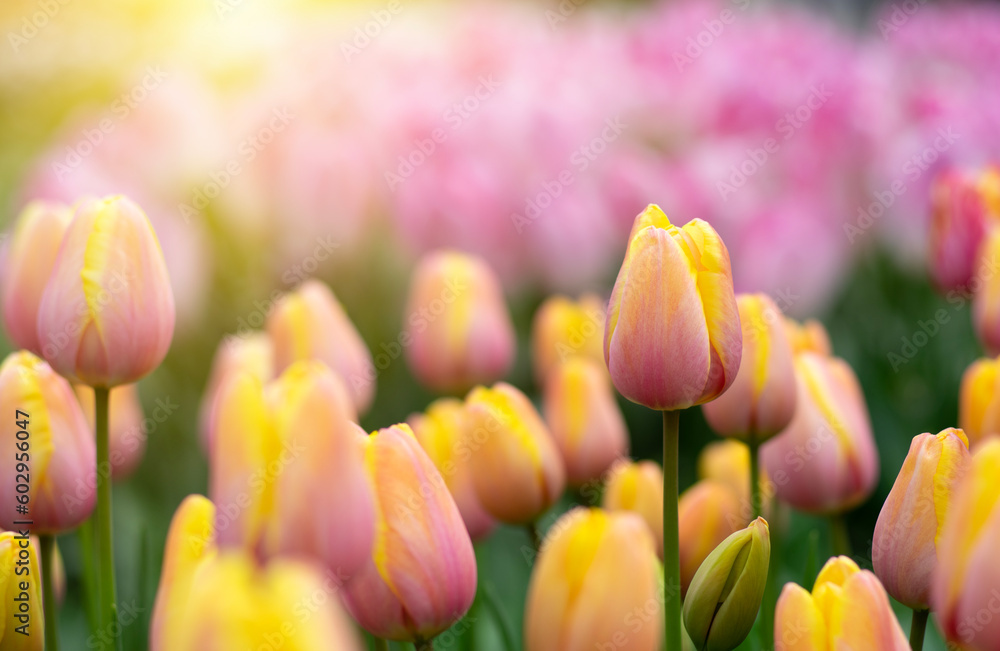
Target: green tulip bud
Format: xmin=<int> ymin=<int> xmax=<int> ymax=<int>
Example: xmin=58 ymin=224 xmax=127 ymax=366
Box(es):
xmin=682 ymin=516 xmax=770 ymax=651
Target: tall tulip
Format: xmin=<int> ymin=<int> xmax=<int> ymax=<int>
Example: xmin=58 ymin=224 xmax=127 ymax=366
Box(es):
xmin=0 ymin=530 xmax=45 ymax=650
xmin=409 ymin=398 xmax=496 ymax=541
xmin=873 ymin=428 xmax=970 ymax=614
xmin=76 ymin=384 xmax=146 ymax=480
xmin=531 ymin=293 xmax=605 ymax=385
xmin=343 ymin=425 xmax=477 ymax=645
xmin=604 ymin=204 xmax=742 ymax=651
xmin=775 ymin=556 xmax=909 ymax=651
xmin=210 ymin=361 xmax=374 ymax=578
xmin=678 ymin=481 xmax=743 ymax=596
xmin=36 ymin=195 xmax=175 ymax=388
xmin=602 ymin=461 xmax=663 ymax=556
xmin=524 ymin=508 xmax=662 ymax=651
xmin=760 ymin=352 xmax=879 ymax=515
xmin=403 ymin=250 xmax=515 ymax=394
xmin=1 ymin=200 xmax=73 ymax=355
xmin=932 ymin=439 xmax=1000 ymax=651
xmin=972 ymin=228 xmax=1000 ymax=355
xmin=266 ymin=279 xmax=375 ymax=414
xmin=959 ymin=354 xmax=1000 ymax=448
xmin=465 ymin=383 xmax=565 ymax=526
xmin=928 ymin=166 xmax=1000 ymax=292
xmin=198 ymin=332 xmax=274 ymax=455
xmin=543 ymin=357 xmax=628 ymax=486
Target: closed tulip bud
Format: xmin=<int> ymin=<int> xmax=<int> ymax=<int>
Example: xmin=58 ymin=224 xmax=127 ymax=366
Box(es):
xmin=409 ymin=398 xmax=496 ymax=541
xmin=1 ymin=201 xmax=73 ymax=355
xmin=525 ymin=508 xmax=662 ymax=651
xmin=932 ymin=439 xmax=1000 ymax=650
xmin=602 ymin=460 xmax=663 ymax=556
xmin=760 ymin=353 xmax=879 ymax=514
xmin=544 ymin=357 xmax=629 ymax=486
xmin=173 ymin=553 xmax=363 ymax=651
xmin=775 ymin=556 xmax=909 ymax=651
xmin=873 ymin=428 xmax=971 ymax=609
xmin=704 ymin=294 xmax=796 ymax=440
xmin=783 ymin=318 xmax=832 ymax=357
xmin=0 ymin=351 xmax=95 ymax=532
xmin=679 ymin=481 xmax=744 ymax=596
xmin=974 ymin=228 xmax=1000 ymax=355
xmin=683 ymin=517 xmax=769 ymax=651
xmin=0 ymin=531 xmax=44 ymax=650
xmin=343 ymin=425 xmax=477 ymax=643
xmin=698 ymin=441 xmax=772 ymax=518
xmin=267 ymin=279 xmax=374 ymax=414
xmin=151 ymin=495 xmax=217 ymax=651
xmin=929 ymin=166 xmax=1000 ymax=292
xmin=403 ymin=251 xmax=515 ymax=394
xmin=465 ymin=382 xmax=566 ymax=524
xmin=36 ymin=195 xmax=175 ymax=387
xmin=531 ymin=294 xmax=606 ymax=385
xmin=75 ymin=384 xmax=146 ymax=480
xmin=605 ymin=205 xmax=742 ymax=411
xmin=198 ymin=332 xmax=274 ymax=454
xmin=209 ymin=361 xmax=374 ymax=578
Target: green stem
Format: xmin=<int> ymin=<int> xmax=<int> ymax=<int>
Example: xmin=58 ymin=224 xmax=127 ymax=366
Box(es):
xmin=94 ymin=387 xmax=119 ymax=650
xmin=480 ymin=581 xmax=516 ymax=651
xmin=748 ymin=435 xmax=762 ymax=520
xmin=77 ymin=520 xmax=99 ymax=634
xmin=40 ymin=535 xmax=60 ymax=651
xmin=526 ymin=521 xmax=542 ymax=550
xmin=662 ymin=410 xmax=682 ymax=651
xmin=910 ymin=609 xmax=929 ymax=651
xmin=414 ymin=638 xmax=434 ymax=651
xmin=373 ymin=637 xmax=389 ymax=651
xmin=829 ymin=515 xmax=852 ymax=557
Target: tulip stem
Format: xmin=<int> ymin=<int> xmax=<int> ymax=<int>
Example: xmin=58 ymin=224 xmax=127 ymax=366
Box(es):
xmin=40 ymin=534 xmax=60 ymax=651
xmin=414 ymin=637 xmax=434 ymax=651
xmin=829 ymin=515 xmax=851 ymax=557
xmin=662 ymin=410 xmax=682 ymax=651
xmin=94 ymin=387 xmax=120 ymax=650
xmin=526 ymin=521 xmax=542 ymax=550
xmin=910 ymin=609 xmax=929 ymax=651
xmin=373 ymin=637 xmax=389 ymax=651
xmin=748 ymin=435 xmax=762 ymax=520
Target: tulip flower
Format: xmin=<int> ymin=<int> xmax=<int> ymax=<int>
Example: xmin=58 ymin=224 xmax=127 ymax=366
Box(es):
xmin=151 ymin=495 xmax=217 ymax=651
xmin=36 ymin=195 xmax=175 ymax=388
xmin=543 ymin=357 xmax=629 ymax=486
xmin=679 ymin=481 xmax=743 ymax=596
xmin=343 ymin=424 xmax=477 ymax=644
xmin=604 ymin=204 xmax=742 ymax=411
xmin=266 ymin=279 xmax=375 ymax=414
xmin=602 ymin=460 xmax=663 ymax=556
xmin=703 ymin=294 xmax=796 ymax=441
xmin=760 ymin=352 xmax=879 ymax=514
xmin=75 ymin=384 xmax=146 ymax=480
xmin=697 ymin=440 xmax=761 ymax=514
xmin=783 ymin=317 xmax=832 ymax=357
xmin=531 ymin=293 xmax=606 ymax=385
xmin=683 ymin=517 xmax=769 ymax=651
xmin=959 ymin=355 xmax=1000 ymax=449
xmin=465 ymin=382 xmax=566 ymax=524
xmin=775 ymin=556 xmax=909 ymax=651
xmin=928 ymin=166 xmax=1000 ymax=292
xmin=403 ymin=250 xmax=516 ymax=394
xmin=873 ymin=428 xmax=971 ymax=610
xmin=409 ymin=398 xmax=496 ymax=541
xmin=210 ymin=361 xmax=374 ymax=579
xmin=165 ymin=551 xmax=362 ymax=650
xmin=0 ymin=530 xmax=44 ymax=650
xmin=524 ymin=508 xmax=662 ymax=651
xmin=932 ymin=439 xmax=1000 ymax=651
xmin=0 ymin=351 xmax=95 ymax=532
xmin=198 ymin=332 xmax=274 ymax=454
xmin=1 ymin=200 xmax=73 ymax=355
xmin=974 ymin=228 xmax=1000 ymax=356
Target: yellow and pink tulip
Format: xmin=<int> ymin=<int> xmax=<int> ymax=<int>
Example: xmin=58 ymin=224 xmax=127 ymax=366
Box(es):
xmin=531 ymin=293 xmax=606 ymax=386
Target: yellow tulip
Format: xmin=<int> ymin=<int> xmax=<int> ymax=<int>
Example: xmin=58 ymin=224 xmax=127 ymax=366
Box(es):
xmin=0 ymin=531 xmax=44 ymax=650
xmin=531 ymin=293 xmax=606 ymax=385
xmin=602 ymin=460 xmax=663 ymax=556
xmin=973 ymin=228 xmax=1000 ymax=355
xmin=678 ymin=481 xmax=743 ymax=596
xmin=783 ymin=317 xmax=832 ymax=357
xmin=959 ymin=354 xmax=1000 ymax=448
